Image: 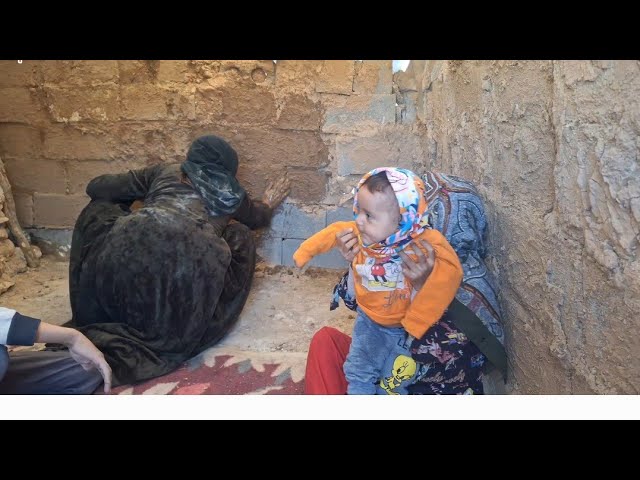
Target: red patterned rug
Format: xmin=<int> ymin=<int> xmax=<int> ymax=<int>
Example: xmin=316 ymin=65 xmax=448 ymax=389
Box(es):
xmin=108 ymin=346 xmax=306 ymax=395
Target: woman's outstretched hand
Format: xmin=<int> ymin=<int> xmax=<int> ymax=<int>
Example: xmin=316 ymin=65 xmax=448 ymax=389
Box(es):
xmin=263 ymin=173 xmax=290 ymax=210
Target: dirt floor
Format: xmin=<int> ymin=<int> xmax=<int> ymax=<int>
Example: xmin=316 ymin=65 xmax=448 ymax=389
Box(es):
xmin=1 ymin=256 xmax=504 ymax=394
xmin=0 ymin=256 xmax=356 ymax=354
xmin=1 ymin=257 xmax=72 ymax=327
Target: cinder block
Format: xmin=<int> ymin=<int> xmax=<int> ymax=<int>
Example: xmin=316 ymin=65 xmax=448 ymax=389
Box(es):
xmin=353 ymin=60 xmax=393 ymax=95
xmin=276 ymin=94 xmax=322 ymax=131
xmin=44 ymin=125 xmax=113 ymax=161
xmin=120 ymin=85 xmax=195 ymax=121
xmin=41 ymin=61 xmax=118 ymax=85
xmin=326 ymin=205 xmax=354 ymax=225
xmin=25 ymin=228 xmax=73 ymax=259
xmin=157 ymin=61 xmax=190 ymax=83
xmin=202 ymin=85 xmax=276 ymax=125
xmin=14 ymin=193 xmax=34 ymax=227
xmin=275 ymin=61 xmax=323 ymax=89
xmin=322 ymin=94 xmax=396 ymax=134
xmin=282 ymin=238 xmax=349 ymax=270
xmin=316 ymin=61 xmax=355 ymax=95
xmin=336 ymin=135 xmax=396 ymax=176
xmin=0 ymin=60 xmax=38 ymax=87
xmin=255 ymin=234 xmax=282 ymax=265
xmin=195 ymin=87 xmax=224 ymax=121
xmin=4 ymin=158 xmax=66 ymax=193
xmin=400 ymin=92 xmax=418 ymax=124
xmin=118 ymin=60 xmax=158 ymax=84
xmin=0 ymin=124 xmax=42 ymax=159
xmin=43 ymin=86 xmax=119 ymax=122
xmin=0 ymin=87 xmax=43 ymax=123
xmin=269 ymin=203 xmax=326 ymax=239
xmin=33 ymin=193 xmax=89 ymax=228
xmin=287 ymin=169 xmax=328 ymax=202
xmin=66 ymin=160 xmax=130 ymax=194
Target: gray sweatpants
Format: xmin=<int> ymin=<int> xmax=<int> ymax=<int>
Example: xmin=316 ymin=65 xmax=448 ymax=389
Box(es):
xmin=0 ymin=345 xmax=103 ymax=394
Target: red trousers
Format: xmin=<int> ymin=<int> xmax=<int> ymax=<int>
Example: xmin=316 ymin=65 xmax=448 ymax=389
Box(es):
xmin=304 ymin=327 xmax=352 ymax=394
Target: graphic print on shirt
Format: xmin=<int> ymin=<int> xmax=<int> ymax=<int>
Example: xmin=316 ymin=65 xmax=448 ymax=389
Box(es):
xmin=355 ymin=255 xmax=405 ymax=291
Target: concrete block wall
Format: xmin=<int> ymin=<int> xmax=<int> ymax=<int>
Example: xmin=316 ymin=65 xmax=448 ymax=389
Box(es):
xmin=0 ymin=60 xmax=411 ymax=269
xmin=256 ymin=204 xmax=353 ymax=269
xmin=393 ymin=60 xmax=640 ymax=394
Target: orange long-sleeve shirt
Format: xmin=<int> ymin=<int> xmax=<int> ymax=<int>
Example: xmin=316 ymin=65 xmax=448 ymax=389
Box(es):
xmin=293 ymin=221 xmax=463 ymax=339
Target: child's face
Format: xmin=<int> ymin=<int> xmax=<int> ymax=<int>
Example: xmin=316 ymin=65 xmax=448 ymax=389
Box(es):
xmin=355 ymin=186 xmax=400 ymax=245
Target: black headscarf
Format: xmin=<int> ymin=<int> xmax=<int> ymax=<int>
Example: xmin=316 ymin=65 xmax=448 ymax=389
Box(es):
xmin=181 ymin=135 xmax=246 ymax=216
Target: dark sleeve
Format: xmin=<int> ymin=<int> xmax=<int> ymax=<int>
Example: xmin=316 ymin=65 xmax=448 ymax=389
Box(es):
xmin=232 ymin=194 xmax=273 ymax=230
xmin=7 ymin=312 xmax=41 ymax=346
xmin=86 ymin=165 xmax=163 ymax=202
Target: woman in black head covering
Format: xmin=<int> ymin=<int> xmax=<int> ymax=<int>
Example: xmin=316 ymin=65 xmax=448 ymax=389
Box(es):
xmin=65 ymin=134 xmax=289 ymax=387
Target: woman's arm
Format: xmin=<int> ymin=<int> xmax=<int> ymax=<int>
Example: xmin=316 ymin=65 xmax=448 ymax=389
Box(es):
xmin=86 ymin=165 xmax=163 ymax=203
xmin=233 ymin=174 xmax=290 ymax=229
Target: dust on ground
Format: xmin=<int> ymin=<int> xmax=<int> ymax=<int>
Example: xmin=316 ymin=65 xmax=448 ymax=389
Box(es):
xmin=1 ymin=257 xmax=71 ymax=326
xmin=0 ymin=257 xmax=355 ymax=355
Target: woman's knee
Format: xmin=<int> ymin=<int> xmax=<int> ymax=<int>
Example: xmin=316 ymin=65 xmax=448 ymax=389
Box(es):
xmin=309 ymin=327 xmax=349 ymax=351
xmin=223 ymin=222 xmax=255 ymax=265
xmin=224 ymin=222 xmax=253 ymax=248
